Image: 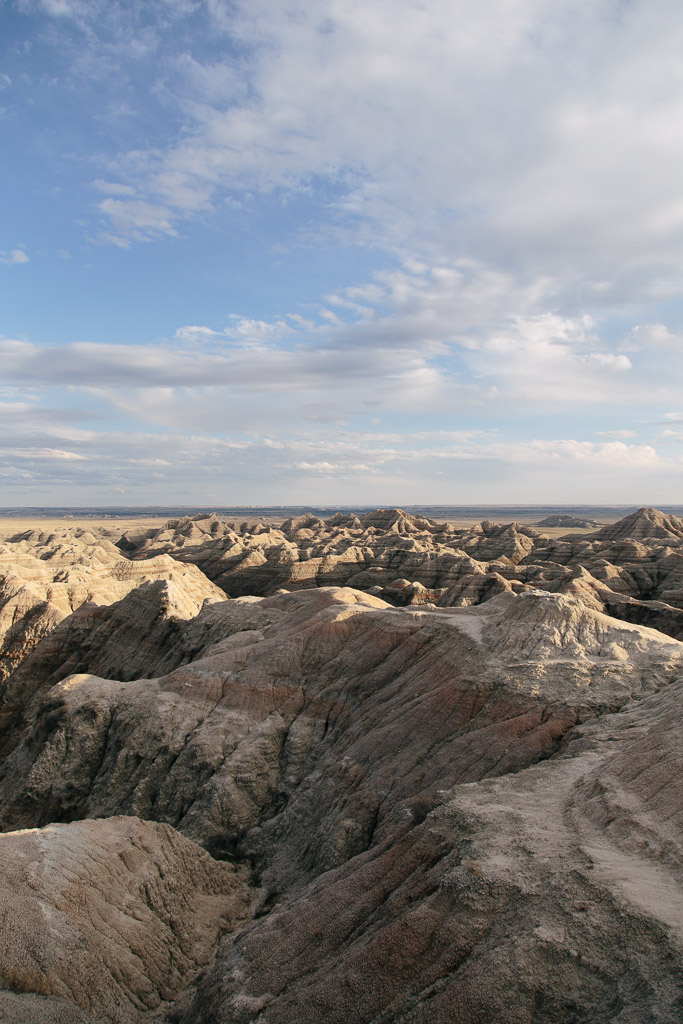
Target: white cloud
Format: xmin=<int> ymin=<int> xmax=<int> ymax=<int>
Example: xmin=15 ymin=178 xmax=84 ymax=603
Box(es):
xmin=92 ymin=179 xmax=138 ymax=197
xmin=38 ymin=0 xmax=83 ymax=17
xmin=586 ymin=354 xmax=632 ymax=371
xmin=16 ymin=0 xmax=683 ymax=311
xmin=597 ymin=430 xmax=638 ymax=439
xmin=0 ymin=409 xmax=676 ymax=503
xmin=222 ymin=316 xmax=294 ymax=345
xmin=0 ymin=339 xmax=677 ymax=501
xmin=97 ymin=198 xmax=178 ymax=245
xmin=2 ymin=247 xmax=683 ymax=437
xmin=632 ymin=324 xmax=683 ymax=348
xmin=0 ymin=447 xmax=87 ymax=461
xmin=174 ymin=325 xmax=220 ymax=344
xmin=0 ymin=249 xmax=29 ymax=265
xmin=43 ymin=0 xmax=674 ymax=308
xmin=504 ymin=440 xmax=659 ymax=468
xmin=6 ymin=1 xmax=683 ymax=504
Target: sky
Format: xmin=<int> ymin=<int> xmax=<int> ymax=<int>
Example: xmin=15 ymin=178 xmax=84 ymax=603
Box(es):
xmin=1 ymin=0 xmax=683 ymax=506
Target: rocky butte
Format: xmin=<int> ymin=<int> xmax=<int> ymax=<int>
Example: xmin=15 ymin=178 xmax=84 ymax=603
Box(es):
xmin=0 ymin=507 xmax=680 ymax=1022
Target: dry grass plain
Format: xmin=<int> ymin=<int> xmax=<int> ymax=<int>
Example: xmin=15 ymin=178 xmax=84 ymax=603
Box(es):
xmin=0 ymin=511 xmax=619 ymax=543
xmin=0 ymin=517 xmax=168 ymax=542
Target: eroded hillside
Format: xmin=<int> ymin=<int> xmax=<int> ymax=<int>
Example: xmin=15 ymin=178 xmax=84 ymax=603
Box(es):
xmin=0 ymin=509 xmax=680 ymax=1023
xmin=118 ymin=506 xmax=683 ymax=635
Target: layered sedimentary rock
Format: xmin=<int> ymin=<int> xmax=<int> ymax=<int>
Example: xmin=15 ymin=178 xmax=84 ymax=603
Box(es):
xmin=1 ymin=588 xmax=680 ymax=881
xmin=0 ymin=526 xmax=224 ymax=684
xmin=0 ymin=508 xmax=681 ymax=1022
xmin=534 ymin=513 xmax=602 ymax=528
xmin=181 ymin=679 xmax=682 ymax=1024
xmin=113 ymin=507 xmax=683 ymax=641
xmin=117 ymin=508 xmax=540 ymax=597
xmin=0 ymin=816 xmax=251 ymax=1023
xmin=4 ymin=507 xmax=682 ymax=680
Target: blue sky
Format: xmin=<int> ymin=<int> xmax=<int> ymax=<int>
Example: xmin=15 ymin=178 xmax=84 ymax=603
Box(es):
xmin=1 ymin=0 xmax=683 ymax=505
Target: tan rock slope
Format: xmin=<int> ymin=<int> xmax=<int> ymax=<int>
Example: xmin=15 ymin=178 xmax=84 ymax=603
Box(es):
xmin=0 ymin=526 xmax=224 ymax=684
xmin=1 ymin=588 xmax=679 ymax=862
xmin=0 ymin=508 xmax=680 ymax=1022
xmin=0 ymin=816 xmax=251 ymax=1023
xmin=181 ymin=679 xmax=681 ymax=1024
xmin=118 ymin=509 xmax=541 ymax=598
xmin=0 ymin=992 xmax=97 ymax=1023
xmin=0 ymin=575 xmax=225 ymax=763
xmin=115 ymin=506 xmax=683 ymax=640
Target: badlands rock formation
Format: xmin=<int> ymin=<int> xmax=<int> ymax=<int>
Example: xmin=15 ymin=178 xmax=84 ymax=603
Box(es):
xmin=0 ymin=816 xmax=250 ymax=1023
xmin=533 ymin=513 xmax=602 ymax=528
xmin=183 ymin=677 xmax=682 ymax=1024
xmin=0 ymin=508 xmax=680 ymax=1022
xmin=115 ymin=506 xmax=683 ymax=638
xmin=0 ymin=526 xmax=224 ymax=684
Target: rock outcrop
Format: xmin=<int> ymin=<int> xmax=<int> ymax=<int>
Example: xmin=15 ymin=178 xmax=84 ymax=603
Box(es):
xmin=534 ymin=513 xmax=601 ymax=528
xmin=1 ymin=588 xmax=680 ymax=885
xmin=0 ymin=509 xmax=681 ymax=1022
xmin=0 ymin=816 xmax=251 ymax=1023
xmin=179 ymin=679 xmax=682 ymax=1024
xmin=109 ymin=507 xmax=683 ymax=641
xmin=0 ymin=527 xmax=224 ymax=684
xmin=593 ymin=506 xmax=683 ymax=542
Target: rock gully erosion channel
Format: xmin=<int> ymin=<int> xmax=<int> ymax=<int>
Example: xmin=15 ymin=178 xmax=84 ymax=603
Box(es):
xmin=0 ymin=506 xmax=681 ymax=1023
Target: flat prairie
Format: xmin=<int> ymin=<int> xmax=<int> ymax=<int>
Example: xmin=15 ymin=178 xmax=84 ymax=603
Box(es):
xmin=0 ymin=511 xmax=616 ymax=542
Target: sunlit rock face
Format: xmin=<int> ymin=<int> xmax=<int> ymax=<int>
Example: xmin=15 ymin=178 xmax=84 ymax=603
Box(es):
xmin=0 ymin=816 xmax=252 ymax=1024
xmin=114 ymin=506 xmax=683 ymax=639
xmin=0 ymin=525 xmax=224 ymax=685
xmin=0 ymin=509 xmax=681 ymax=1023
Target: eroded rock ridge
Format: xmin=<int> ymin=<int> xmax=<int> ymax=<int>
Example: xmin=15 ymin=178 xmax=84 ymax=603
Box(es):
xmin=0 ymin=508 xmax=680 ymax=1022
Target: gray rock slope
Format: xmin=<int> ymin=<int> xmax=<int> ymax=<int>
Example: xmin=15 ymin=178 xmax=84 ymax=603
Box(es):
xmin=1 ymin=589 xmax=679 ymax=871
xmin=180 ymin=678 xmax=682 ymax=1024
xmin=0 ymin=509 xmax=680 ymax=1022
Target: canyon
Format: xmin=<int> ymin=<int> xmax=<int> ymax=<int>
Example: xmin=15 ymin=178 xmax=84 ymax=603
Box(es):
xmin=0 ymin=508 xmax=681 ymax=1022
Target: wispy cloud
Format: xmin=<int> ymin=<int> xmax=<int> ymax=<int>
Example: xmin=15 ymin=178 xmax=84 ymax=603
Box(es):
xmin=0 ymin=248 xmax=29 ymax=265
xmin=5 ymin=1 xmax=683 ymax=503
xmin=29 ymin=0 xmax=675 ymax=310
xmin=2 ymin=249 xmax=683 ymax=434
xmin=96 ymin=198 xmax=178 ymax=245
xmin=0 ymin=405 xmax=677 ymax=503
xmin=92 ymin=179 xmax=137 ymax=197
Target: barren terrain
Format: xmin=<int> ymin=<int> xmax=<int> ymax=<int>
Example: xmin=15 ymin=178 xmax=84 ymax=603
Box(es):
xmin=0 ymin=507 xmax=680 ymax=1022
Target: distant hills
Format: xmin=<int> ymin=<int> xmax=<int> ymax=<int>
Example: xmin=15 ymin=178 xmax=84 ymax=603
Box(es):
xmin=2 ymin=503 xmax=683 ymax=520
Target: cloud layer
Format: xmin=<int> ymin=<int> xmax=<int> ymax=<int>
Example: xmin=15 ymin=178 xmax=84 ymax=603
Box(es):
xmin=2 ymin=1 xmax=683 ymax=502
xmin=66 ymin=0 xmax=683 ymax=305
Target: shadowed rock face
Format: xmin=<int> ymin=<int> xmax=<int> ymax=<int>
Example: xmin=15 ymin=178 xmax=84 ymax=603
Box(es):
xmin=0 ymin=589 xmax=680 ymax=885
xmin=0 ymin=510 xmax=681 ymax=1023
xmin=179 ymin=680 xmax=683 ymax=1024
xmin=0 ymin=527 xmax=224 ymax=684
xmin=118 ymin=508 xmax=542 ymax=597
xmin=111 ymin=507 xmax=683 ymax=640
xmin=0 ymin=575 xmax=226 ymax=766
